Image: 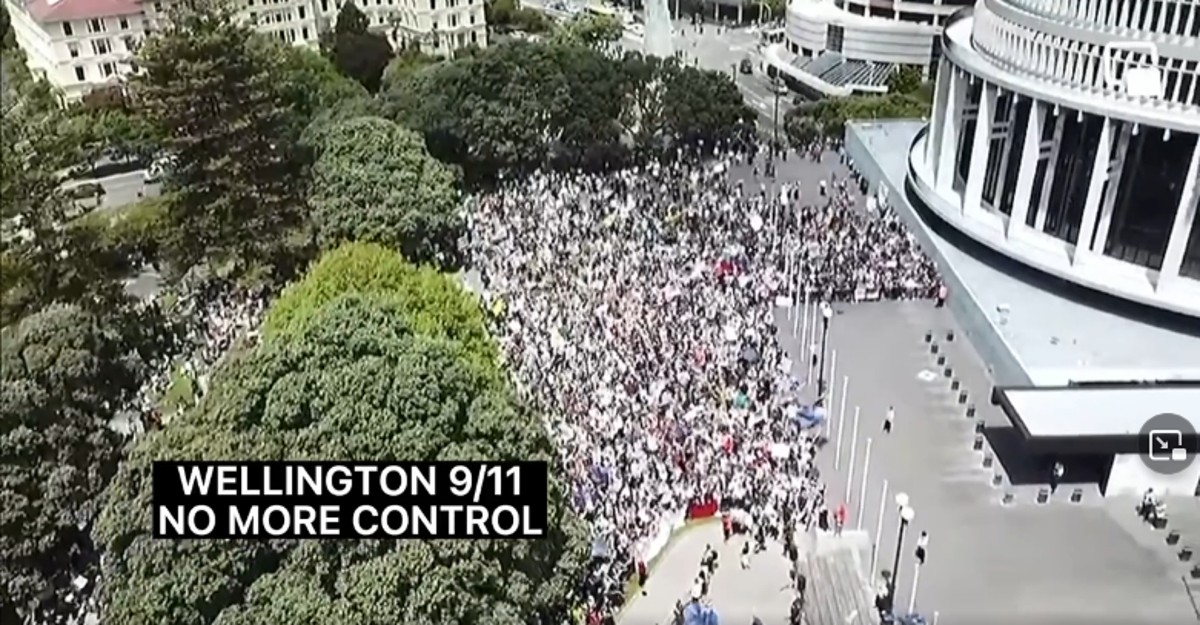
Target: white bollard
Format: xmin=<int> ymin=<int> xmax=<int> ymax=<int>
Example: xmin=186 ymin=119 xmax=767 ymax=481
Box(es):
xmin=845 ymin=406 xmax=860 ymax=503
xmin=828 ymin=350 xmax=838 ymax=408
xmin=908 ymin=561 xmax=922 ymax=614
xmin=871 ymin=479 xmax=889 ymax=575
xmin=834 ymin=376 xmax=848 ymax=469
xmin=857 ymin=438 xmax=873 ymax=530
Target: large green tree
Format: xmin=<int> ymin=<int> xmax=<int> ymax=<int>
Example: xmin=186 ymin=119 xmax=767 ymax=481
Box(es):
xmin=271 ymin=43 xmax=370 ymax=137
xmin=657 ymin=59 xmax=755 ymax=153
xmin=263 ymin=242 xmax=498 ymax=373
xmin=385 ymin=39 xmax=629 ymax=173
xmin=134 ymin=2 xmax=307 ymax=275
xmin=0 ymin=304 xmax=152 ymax=622
xmin=321 ymin=1 xmax=393 ymax=93
xmin=97 ymin=279 xmax=588 ymax=625
xmin=0 ymin=68 xmax=137 ymax=322
xmin=784 ymin=92 xmax=930 ymax=148
xmin=305 ymin=117 xmax=460 ymax=264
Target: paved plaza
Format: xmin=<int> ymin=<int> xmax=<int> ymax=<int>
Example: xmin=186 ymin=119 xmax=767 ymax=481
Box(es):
xmin=774 ymin=300 xmax=1197 ymax=623
xmin=618 ymin=521 xmax=796 ymax=625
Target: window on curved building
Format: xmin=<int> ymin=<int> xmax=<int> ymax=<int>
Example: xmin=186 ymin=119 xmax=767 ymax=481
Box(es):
xmin=982 ymin=92 xmax=1016 ymax=211
xmin=1025 ymin=110 xmax=1059 ymax=228
xmin=826 ymin=25 xmax=844 ymax=54
xmin=996 ymin=98 xmax=1032 ymax=216
xmin=1182 ymin=213 xmax=1200 ymax=280
xmin=1103 ymin=128 xmax=1198 ymax=270
xmin=954 ymin=80 xmax=983 ymax=193
xmin=1042 ymin=110 xmax=1105 ymax=245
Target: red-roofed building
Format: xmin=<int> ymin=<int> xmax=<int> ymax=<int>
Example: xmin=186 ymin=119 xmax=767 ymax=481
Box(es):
xmin=3 ymin=0 xmax=146 ymax=100
xmin=3 ymin=0 xmax=489 ymax=101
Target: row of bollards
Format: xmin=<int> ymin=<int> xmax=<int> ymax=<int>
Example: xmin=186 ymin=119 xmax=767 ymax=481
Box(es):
xmin=927 ymin=329 xmax=998 ymax=491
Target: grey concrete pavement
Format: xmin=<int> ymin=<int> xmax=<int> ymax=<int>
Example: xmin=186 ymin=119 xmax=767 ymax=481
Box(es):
xmin=774 ymin=300 xmax=1196 ymax=623
xmin=618 ymin=521 xmax=797 ymax=625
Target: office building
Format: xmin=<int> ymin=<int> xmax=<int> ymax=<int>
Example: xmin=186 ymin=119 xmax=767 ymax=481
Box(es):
xmin=766 ymin=0 xmax=973 ymax=96
xmin=3 ymin=0 xmax=487 ymax=100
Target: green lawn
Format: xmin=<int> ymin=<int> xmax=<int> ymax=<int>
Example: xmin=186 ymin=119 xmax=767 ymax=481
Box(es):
xmin=157 ymin=363 xmax=196 ymax=414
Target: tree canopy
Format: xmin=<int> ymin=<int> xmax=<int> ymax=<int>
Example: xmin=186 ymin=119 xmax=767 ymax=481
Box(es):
xmin=383 ymin=40 xmax=754 ymax=176
xmin=784 ymin=92 xmax=930 ymax=148
xmin=485 ymin=0 xmax=551 ymax=34
xmin=97 ymin=247 xmax=587 ymax=625
xmin=0 ymin=304 xmax=151 ymax=621
xmin=263 ymin=242 xmax=496 ymax=371
xmin=322 ymin=1 xmax=394 ymax=93
xmin=306 ymin=116 xmax=461 ymax=264
xmin=133 ymin=2 xmax=307 ymax=276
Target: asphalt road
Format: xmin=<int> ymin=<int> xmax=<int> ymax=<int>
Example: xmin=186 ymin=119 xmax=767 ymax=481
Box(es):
xmin=62 ymin=170 xmax=159 ymax=213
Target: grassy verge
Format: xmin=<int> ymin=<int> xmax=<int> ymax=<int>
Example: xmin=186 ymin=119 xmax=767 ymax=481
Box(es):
xmin=157 ymin=363 xmax=196 ymax=414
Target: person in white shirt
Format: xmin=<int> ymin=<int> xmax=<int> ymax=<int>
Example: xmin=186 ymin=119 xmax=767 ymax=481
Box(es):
xmin=915 ymin=531 xmax=929 ymax=565
xmin=883 ymin=406 xmax=895 ymax=434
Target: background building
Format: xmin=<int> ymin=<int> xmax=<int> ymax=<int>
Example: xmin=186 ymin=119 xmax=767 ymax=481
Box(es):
xmin=4 ymin=0 xmax=146 ymax=100
xmin=908 ymin=0 xmax=1200 ymax=319
xmin=846 ymin=0 xmax=1200 ymax=497
xmin=766 ymin=0 xmax=972 ymax=96
xmin=3 ymin=0 xmax=487 ymax=100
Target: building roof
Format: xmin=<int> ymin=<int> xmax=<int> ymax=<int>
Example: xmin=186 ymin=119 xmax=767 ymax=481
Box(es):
xmin=798 ymin=52 xmax=895 ymax=90
xmin=25 ymin=0 xmax=142 ymax=23
xmin=995 ymin=384 xmax=1200 ymax=438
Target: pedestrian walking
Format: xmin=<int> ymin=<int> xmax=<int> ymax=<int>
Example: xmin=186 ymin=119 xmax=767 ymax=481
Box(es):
xmin=1050 ymin=461 xmax=1065 ymax=494
xmin=883 ymin=406 xmax=895 ymax=433
xmin=915 ymin=531 xmax=928 ymax=565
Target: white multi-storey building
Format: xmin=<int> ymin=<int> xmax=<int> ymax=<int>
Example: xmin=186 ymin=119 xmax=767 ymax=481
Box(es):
xmin=4 ymin=0 xmax=487 ymax=100
xmin=4 ymin=0 xmax=147 ymax=100
xmin=765 ymin=0 xmax=973 ymax=96
xmin=908 ymin=0 xmax=1200 ymax=318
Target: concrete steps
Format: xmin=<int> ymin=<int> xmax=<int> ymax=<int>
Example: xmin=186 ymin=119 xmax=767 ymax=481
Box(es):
xmin=803 ymin=532 xmax=876 ymax=625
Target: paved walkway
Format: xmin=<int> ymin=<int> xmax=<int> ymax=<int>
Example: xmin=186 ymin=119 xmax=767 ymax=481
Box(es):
xmin=775 ymin=300 xmax=1196 ymax=623
xmin=619 ymin=521 xmax=796 ymax=625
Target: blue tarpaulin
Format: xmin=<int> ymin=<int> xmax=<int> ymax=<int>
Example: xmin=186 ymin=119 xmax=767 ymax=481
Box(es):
xmin=786 ymin=404 xmax=825 ymax=429
xmin=683 ymin=602 xmax=719 ymax=625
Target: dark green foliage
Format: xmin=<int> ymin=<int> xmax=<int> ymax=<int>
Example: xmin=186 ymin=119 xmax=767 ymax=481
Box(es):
xmin=0 ymin=304 xmax=151 ymax=621
xmin=886 ymin=64 xmax=924 ymax=96
xmin=133 ymin=2 xmax=308 ymax=275
xmin=485 ymin=0 xmax=551 ymax=34
xmin=784 ymin=93 xmax=930 ymax=148
xmin=275 ymin=43 xmax=371 ymax=131
xmin=306 ymin=117 xmax=461 ymax=264
xmin=97 ymin=280 xmax=588 ymax=625
xmin=322 ymin=1 xmax=393 ymax=93
xmin=383 ymin=41 xmax=753 ymax=176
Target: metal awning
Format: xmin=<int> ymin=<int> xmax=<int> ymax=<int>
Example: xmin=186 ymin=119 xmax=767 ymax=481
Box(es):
xmin=995 ymin=384 xmax=1200 ymax=439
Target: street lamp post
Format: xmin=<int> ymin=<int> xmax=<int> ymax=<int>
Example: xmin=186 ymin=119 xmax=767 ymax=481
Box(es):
xmin=886 ymin=493 xmax=916 ymax=613
xmin=772 ymin=75 xmax=781 ymax=174
xmin=817 ymin=302 xmax=833 ymax=400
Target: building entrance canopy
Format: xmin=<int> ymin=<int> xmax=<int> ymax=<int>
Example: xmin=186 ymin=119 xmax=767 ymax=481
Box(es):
xmin=994 ymin=385 xmax=1200 ymax=455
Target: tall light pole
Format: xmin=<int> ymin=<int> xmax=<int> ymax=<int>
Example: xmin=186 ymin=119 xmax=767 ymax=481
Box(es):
xmin=886 ymin=493 xmax=916 ymax=613
xmin=770 ymin=74 xmax=781 ymax=178
xmin=817 ymin=301 xmax=833 ymax=401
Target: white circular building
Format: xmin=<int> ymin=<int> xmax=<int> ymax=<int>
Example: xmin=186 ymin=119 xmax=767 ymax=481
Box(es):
xmin=768 ymin=0 xmax=974 ymax=96
xmin=908 ymin=0 xmax=1200 ymax=319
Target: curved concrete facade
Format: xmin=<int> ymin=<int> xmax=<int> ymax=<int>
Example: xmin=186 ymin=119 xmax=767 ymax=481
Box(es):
xmin=908 ymin=4 xmax=1200 ymax=319
xmin=783 ymin=0 xmax=971 ymax=67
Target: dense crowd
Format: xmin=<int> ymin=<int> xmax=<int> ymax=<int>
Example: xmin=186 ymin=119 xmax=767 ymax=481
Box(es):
xmin=128 ymin=280 xmax=268 ymax=432
xmin=467 ymin=144 xmax=940 ymax=622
